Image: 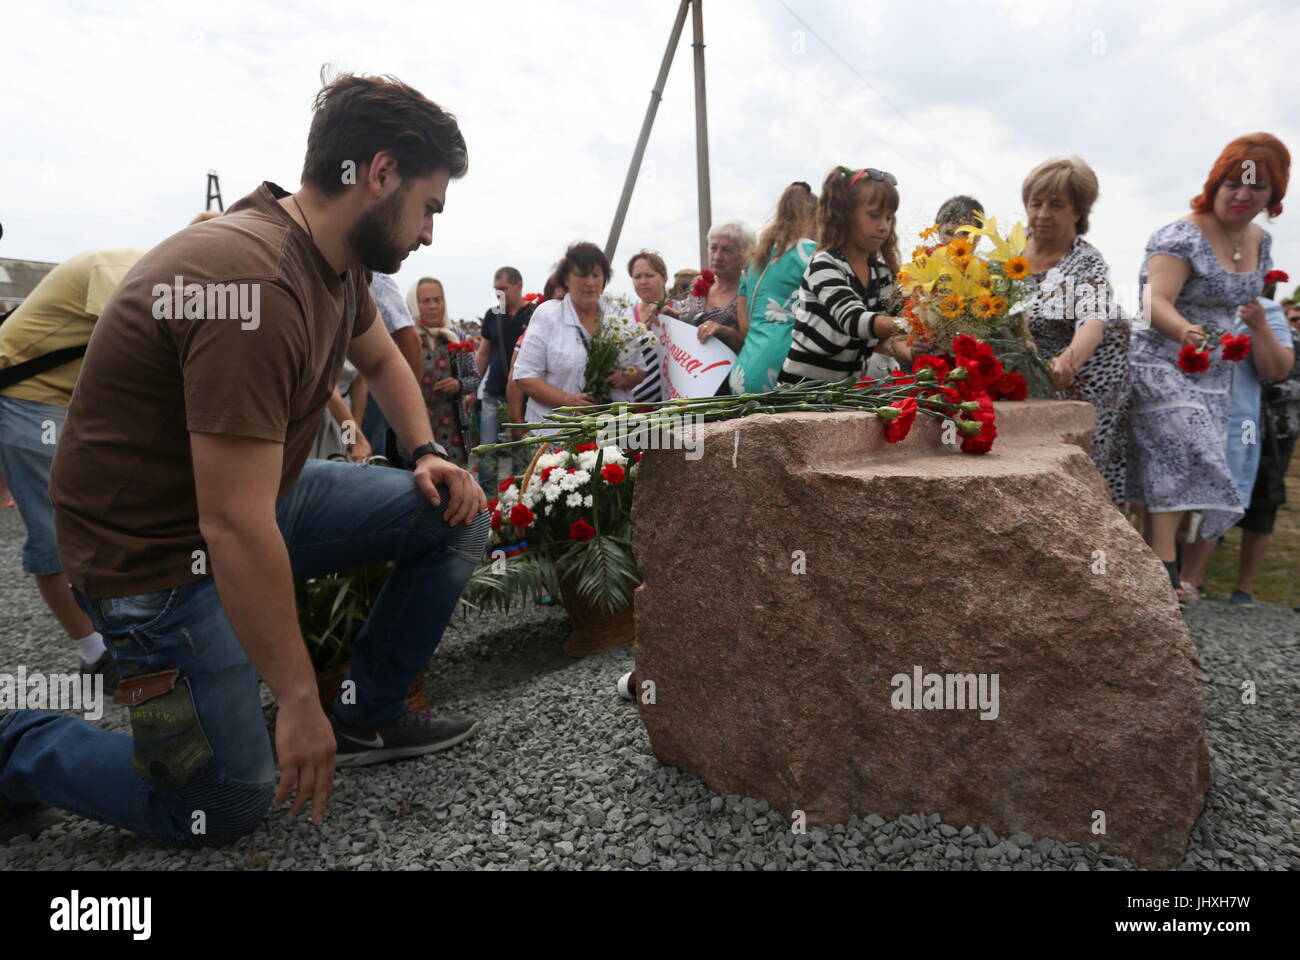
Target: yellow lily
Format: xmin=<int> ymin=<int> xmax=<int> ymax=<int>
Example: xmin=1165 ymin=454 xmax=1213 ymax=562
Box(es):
xmin=898 ymin=252 xmax=948 ymax=295
xmin=956 ymin=213 xmax=1027 ymax=263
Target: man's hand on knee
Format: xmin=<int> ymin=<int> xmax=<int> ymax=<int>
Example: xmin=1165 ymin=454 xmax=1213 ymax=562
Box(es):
xmin=273 ymin=695 xmax=336 ymax=823
xmin=413 ymin=456 xmax=487 ymax=526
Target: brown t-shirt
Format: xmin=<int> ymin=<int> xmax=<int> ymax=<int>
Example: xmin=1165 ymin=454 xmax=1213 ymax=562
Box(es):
xmin=50 ymin=182 xmax=377 ymax=598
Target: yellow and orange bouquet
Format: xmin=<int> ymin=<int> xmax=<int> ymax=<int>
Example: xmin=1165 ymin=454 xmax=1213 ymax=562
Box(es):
xmin=896 ymin=213 xmax=1032 ymax=347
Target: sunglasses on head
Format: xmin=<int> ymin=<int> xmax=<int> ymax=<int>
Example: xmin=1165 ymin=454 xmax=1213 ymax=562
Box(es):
xmin=845 ymin=167 xmax=898 ymax=189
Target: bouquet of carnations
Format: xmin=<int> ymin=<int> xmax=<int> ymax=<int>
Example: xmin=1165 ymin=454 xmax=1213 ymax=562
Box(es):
xmin=583 ymin=294 xmax=657 ymax=404
xmin=1177 ymin=332 xmax=1251 ymax=374
xmin=465 ymin=443 xmax=642 ymax=614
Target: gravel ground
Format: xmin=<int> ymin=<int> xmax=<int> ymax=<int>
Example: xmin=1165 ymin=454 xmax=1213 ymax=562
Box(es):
xmin=2 ymin=504 xmax=1297 ymax=871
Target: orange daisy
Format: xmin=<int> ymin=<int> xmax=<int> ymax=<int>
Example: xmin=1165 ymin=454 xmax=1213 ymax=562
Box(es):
xmin=920 ymin=224 xmax=939 ymax=240
xmin=939 ymin=294 xmax=965 ymax=318
xmin=990 ymin=295 xmax=1009 ymax=315
xmin=953 ymin=254 xmax=973 ymax=271
xmin=1003 ymin=256 xmax=1031 ymax=281
xmin=972 ymin=294 xmax=997 ymax=318
xmin=946 ymin=237 xmax=973 ymax=258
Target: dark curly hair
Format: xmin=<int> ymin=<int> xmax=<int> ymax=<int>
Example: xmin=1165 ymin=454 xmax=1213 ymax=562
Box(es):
xmin=301 ymin=70 xmax=468 ymax=196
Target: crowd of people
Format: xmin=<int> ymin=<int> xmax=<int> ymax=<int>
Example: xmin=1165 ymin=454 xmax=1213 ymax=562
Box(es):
xmin=0 ymin=71 xmax=1296 ymax=850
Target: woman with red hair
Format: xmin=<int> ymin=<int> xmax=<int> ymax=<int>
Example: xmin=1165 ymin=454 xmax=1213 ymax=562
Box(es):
xmin=1127 ymin=133 xmax=1290 ymax=602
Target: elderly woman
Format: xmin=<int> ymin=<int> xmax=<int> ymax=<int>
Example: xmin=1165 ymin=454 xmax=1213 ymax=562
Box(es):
xmin=1127 ymin=133 xmax=1290 ymax=601
xmin=514 ymin=242 xmax=644 ymax=433
xmin=1018 ymin=157 xmax=1131 ymax=506
xmin=677 ymin=219 xmax=754 ymax=354
xmin=396 ymin=277 xmax=479 ymax=466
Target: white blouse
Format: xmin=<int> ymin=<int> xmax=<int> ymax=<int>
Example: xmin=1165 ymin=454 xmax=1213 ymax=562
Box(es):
xmin=513 ymin=294 xmax=640 ymax=431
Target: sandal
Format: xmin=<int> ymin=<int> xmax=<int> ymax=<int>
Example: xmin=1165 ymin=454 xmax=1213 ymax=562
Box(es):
xmin=1176 ymin=581 xmax=1201 ymax=604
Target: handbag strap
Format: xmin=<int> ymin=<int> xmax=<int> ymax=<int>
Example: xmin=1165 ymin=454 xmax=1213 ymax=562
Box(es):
xmin=0 ymin=343 xmax=88 ymax=390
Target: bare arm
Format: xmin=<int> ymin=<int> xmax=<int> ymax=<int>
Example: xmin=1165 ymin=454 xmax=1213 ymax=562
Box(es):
xmin=737 ymin=295 xmax=750 ymax=338
xmin=190 ymin=431 xmax=333 ymax=822
xmin=350 ymin=375 xmax=368 ymax=425
xmin=348 ymin=317 xmax=486 ymax=525
xmin=475 ymin=336 xmax=492 ymax=379
xmin=1239 ymin=301 xmax=1296 ymax=381
xmin=391 ymin=324 xmax=424 ymax=383
xmin=1144 ymin=254 xmax=1197 ymax=345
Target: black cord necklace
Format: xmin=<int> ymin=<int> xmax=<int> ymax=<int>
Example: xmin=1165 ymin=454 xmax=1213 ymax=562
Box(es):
xmin=291 ymin=195 xmax=314 ymax=242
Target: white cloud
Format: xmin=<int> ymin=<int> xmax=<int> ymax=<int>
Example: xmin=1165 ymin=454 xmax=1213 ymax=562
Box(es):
xmin=1 ymin=0 xmax=1296 ymax=321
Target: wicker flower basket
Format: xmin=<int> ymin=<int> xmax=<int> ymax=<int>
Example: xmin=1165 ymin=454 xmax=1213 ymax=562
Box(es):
xmin=519 ymin=441 xmax=636 ymax=658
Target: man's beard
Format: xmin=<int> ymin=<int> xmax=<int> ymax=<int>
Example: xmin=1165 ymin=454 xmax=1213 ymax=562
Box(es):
xmin=348 ymin=186 xmax=409 ymax=274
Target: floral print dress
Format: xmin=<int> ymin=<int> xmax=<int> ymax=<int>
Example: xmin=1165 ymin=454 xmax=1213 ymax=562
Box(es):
xmin=1022 ymin=236 xmax=1132 ymax=505
xmin=1126 ymin=220 xmax=1273 ymax=538
xmin=408 ymin=324 xmax=480 ymax=466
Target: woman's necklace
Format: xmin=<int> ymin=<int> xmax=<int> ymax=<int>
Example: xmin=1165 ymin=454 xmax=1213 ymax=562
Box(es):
xmin=291 ymin=195 xmax=314 ymax=242
xmin=1219 ymin=219 xmax=1248 ymax=263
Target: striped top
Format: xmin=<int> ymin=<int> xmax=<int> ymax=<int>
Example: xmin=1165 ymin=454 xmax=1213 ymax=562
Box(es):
xmin=778 ymin=248 xmax=897 ymax=384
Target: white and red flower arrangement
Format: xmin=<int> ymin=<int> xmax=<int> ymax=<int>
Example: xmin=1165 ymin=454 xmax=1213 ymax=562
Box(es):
xmin=467 ymin=443 xmax=642 ymax=613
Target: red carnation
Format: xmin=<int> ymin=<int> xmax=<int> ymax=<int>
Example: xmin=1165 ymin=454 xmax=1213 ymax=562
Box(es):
xmin=509 ymin=504 xmax=535 ymax=528
xmin=487 ymin=497 xmax=499 ymax=511
xmin=539 ymin=467 xmax=556 ymax=484
xmin=498 ymin=477 xmax=516 ymax=493
xmin=992 ymin=371 xmax=1028 ymax=401
xmin=632 ymin=452 xmax=642 ymax=462
xmin=912 ymin=354 xmax=951 ymax=379
xmin=1177 ymin=343 xmax=1212 ymax=374
xmin=855 ymin=377 xmax=879 ymax=388
xmin=601 ymin=463 xmax=626 ymax=485
xmin=575 ymin=442 xmax=598 ymax=453
xmin=490 ymin=509 xmax=502 ymax=530
xmin=1264 ymin=270 xmax=1289 ymax=285
xmin=1221 ymin=333 xmax=1252 ymax=362
xmin=953 ymin=334 xmax=981 ymax=359
xmin=884 ymin=398 xmax=918 ymax=444
xmin=890 ymin=369 xmax=917 ymax=386
xmin=961 ymin=420 xmax=998 ymax=455
xmin=569 ymin=519 xmax=596 ymax=542
xmin=691 ymin=270 xmax=716 ymax=297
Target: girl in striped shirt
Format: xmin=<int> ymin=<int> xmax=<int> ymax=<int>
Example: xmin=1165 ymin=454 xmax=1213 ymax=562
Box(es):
xmin=779 ymin=165 xmax=911 ymax=384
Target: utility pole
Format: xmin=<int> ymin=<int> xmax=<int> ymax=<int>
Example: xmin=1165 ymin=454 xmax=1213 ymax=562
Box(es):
xmin=206 ymin=170 xmax=224 ymax=212
xmin=604 ymin=0 xmax=712 ymax=269
xmin=691 ymin=0 xmax=712 ymax=269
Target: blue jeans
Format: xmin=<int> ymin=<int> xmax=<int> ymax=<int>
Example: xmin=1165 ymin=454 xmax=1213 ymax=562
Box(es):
xmin=0 ymin=458 xmax=489 ymax=847
xmin=477 ymin=394 xmax=530 ymax=494
xmin=0 ymin=395 xmax=66 ymax=574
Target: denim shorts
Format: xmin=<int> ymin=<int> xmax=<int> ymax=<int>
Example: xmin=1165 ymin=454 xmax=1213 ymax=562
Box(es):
xmin=0 ymin=394 xmax=67 ymax=575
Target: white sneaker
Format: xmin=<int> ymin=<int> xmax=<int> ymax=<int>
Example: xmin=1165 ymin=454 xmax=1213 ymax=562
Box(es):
xmin=616 ymin=671 xmax=636 ymax=701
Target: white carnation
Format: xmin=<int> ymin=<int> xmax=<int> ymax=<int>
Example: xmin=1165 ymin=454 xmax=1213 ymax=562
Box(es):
xmin=577 ymin=451 xmax=599 ymax=471
xmin=583 ymin=495 xmax=593 ymax=508
xmin=571 ymin=470 xmax=591 ymax=486
xmin=544 ymin=485 xmax=562 ymax=503
xmin=601 ymin=445 xmax=627 ymax=465
xmin=565 ymin=493 xmax=583 ymax=508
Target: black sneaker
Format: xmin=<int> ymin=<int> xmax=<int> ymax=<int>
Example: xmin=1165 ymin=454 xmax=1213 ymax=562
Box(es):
xmin=79 ymin=650 xmax=120 ymax=696
xmin=0 ymin=796 xmax=64 ymax=843
xmin=331 ymin=710 xmax=480 ymax=768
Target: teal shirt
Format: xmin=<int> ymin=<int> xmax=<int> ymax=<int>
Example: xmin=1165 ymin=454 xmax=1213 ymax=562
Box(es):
xmin=731 ymin=239 xmax=817 ymax=394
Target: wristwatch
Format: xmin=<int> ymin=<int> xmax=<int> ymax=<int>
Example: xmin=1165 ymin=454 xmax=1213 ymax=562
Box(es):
xmin=410 ymin=441 xmax=452 ymax=463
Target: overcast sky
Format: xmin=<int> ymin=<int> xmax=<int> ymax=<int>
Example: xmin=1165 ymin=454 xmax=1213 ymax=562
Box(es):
xmin=3 ymin=0 xmax=1298 ymax=320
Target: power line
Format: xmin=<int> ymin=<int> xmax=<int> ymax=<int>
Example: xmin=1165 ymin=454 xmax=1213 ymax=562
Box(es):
xmin=771 ymin=0 xmax=997 ymax=194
